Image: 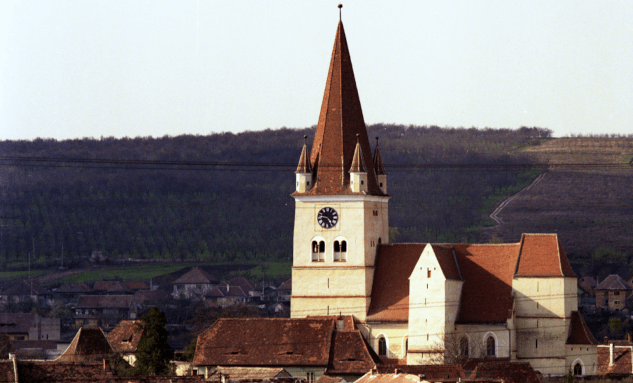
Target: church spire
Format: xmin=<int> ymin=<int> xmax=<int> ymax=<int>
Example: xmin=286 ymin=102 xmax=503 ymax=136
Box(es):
xmin=302 ymin=14 xmax=385 ymax=196
xmin=295 ymin=135 xmax=312 ymax=174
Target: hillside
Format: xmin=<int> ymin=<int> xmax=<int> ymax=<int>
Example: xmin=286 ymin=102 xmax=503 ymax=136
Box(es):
xmin=0 ymin=124 xmax=546 ymax=271
xmin=482 ymin=137 xmax=633 ymax=277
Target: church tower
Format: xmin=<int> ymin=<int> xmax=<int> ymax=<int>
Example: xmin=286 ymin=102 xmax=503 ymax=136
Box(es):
xmin=290 ymin=14 xmax=390 ymax=321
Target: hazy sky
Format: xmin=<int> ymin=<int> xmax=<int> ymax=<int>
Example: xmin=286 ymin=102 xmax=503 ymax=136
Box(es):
xmin=1 ymin=1 xmax=632 ymax=140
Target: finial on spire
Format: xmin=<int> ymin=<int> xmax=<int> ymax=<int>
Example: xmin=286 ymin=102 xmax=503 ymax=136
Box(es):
xmin=356 ymin=133 xmax=360 ymax=143
xmin=375 ymin=136 xmax=379 ymax=147
xmin=304 ymin=135 xmax=308 ymax=145
xmin=338 ymin=4 xmax=343 ymax=21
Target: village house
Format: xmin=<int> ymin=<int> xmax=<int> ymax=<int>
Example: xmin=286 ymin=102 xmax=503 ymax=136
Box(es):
xmin=0 ymin=280 xmax=53 ymax=306
xmin=594 ymin=274 xmax=632 ymax=311
xmin=578 ymin=277 xmax=597 ymax=298
xmin=597 ymin=336 xmax=633 ymax=376
xmin=193 ymin=316 xmax=379 ymax=382
xmin=285 ymin=12 xmax=598 ymax=377
xmin=73 ymin=295 xmax=138 ymax=328
xmin=172 ymin=267 xmax=219 ymax=299
xmin=277 ymin=279 xmax=291 ymax=302
xmin=107 ymin=319 xmax=145 ymax=367
xmin=52 ymin=283 xmax=94 ymax=304
xmin=0 ymin=312 xmax=60 ymax=341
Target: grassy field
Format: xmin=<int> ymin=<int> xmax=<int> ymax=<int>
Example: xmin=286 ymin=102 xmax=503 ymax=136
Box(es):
xmin=0 ymin=269 xmax=48 ymax=280
xmin=54 ymin=261 xmax=292 ymax=284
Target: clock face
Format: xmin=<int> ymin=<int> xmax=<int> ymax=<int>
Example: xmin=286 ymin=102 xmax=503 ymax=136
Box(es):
xmin=317 ymin=207 xmax=339 ymax=229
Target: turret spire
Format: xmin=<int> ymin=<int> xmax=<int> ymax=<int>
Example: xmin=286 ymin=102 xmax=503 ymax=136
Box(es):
xmin=373 ymin=137 xmax=387 ymax=176
xmin=295 ymin=135 xmax=313 ymax=174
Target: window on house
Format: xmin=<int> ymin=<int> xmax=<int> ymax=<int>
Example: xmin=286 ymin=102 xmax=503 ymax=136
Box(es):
xmin=312 ymin=240 xmax=325 ymax=262
xmin=614 ymin=291 xmax=620 ymax=296
xmin=378 ymin=337 xmax=387 ymax=356
xmin=486 ymin=336 xmax=495 ymax=357
xmin=614 ymin=300 xmax=620 ymax=305
xmin=307 ymin=372 xmax=315 ymax=383
xmin=460 ymin=337 xmax=469 ymax=357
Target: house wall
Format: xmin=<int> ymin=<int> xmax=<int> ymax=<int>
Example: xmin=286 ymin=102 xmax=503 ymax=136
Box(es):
xmin=291 ymin=197 xmax=389 ymax=321
xmin=407 ymin=245 xmax=463 ymax=365
xmin=357 ymin=322 xmax=409 ymax=360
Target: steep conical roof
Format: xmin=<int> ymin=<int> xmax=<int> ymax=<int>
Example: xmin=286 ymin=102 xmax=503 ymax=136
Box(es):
xmin=349 ymin=135 xmax=367 ymax=173
xmin=373 ymin=139 xmax=387 ymax=175
xmin=295 ymin=136 xmax=313 ymax=174
xmin=300 ymin=21 xmax=384 ymax=196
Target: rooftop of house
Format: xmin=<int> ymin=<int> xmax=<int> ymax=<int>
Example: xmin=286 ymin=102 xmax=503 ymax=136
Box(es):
xmin=0 ymin=312 xmax=37 ymax=334
xmin=173 ymin=267 xmax=219 ymax=285
xmin=93 ymin=281 xmax=132 ymax=293
xmin=598 ymin=343 xmax=633 ymax=375
xmin=134 ymin=289 xmax=169 ymax=306
xmin=367 ymin=234 xmax=576 ymax=324
xmin=595 ymin=274 xmax=632 ymax=291
xmin=207 ymin=366 xmax=292 ymax=382
xmin=359 ymin=365 xmax=466 ymax=383
xmin=469 ymin=362 xmax=541 ymax=383
xmin=278 ymin=279 xmax=291 ymax=291
xmin=566 ymin=311 xmax=599 ymax=345
xmin=107 ymin=320 xmax=144 ymax=353
xmin=54 ymin=283 xmax=93 ymax=294
xmin=1 ymin=280 xmax=47 ymax=296
xmin=56 ymin=327 xmax=113 ymax=362
xmin=76 ymin=295 xmax=135 ymax=309
xmin=193 ymin=316 xmax=377 ymax=375
xmin=227 ymin=277 xmax=256 ymax=292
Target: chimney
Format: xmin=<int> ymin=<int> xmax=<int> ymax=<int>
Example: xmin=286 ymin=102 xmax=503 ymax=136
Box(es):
xmin=418 ymin=374 xmax=426 ymax=382
xmin=371 ymin=367 xmax=377 ymax=376
xmin=610 ymin=343 xmax=615 ymax=366
xmin=628 ymin=333 xmax=632 ymax=343
xmin=394 ymin=368 xmax=400 ymax=375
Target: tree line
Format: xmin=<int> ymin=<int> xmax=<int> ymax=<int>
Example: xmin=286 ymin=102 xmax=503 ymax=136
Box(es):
xmin=0 ymin=124 xmax=551 ymax=268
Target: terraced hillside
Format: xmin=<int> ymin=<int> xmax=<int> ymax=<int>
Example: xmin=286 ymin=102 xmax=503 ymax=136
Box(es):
xmin=481 ymin=137 xmax=633 ymax=275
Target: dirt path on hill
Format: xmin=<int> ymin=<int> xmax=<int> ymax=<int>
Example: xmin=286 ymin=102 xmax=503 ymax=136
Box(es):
xmin=489 ymin=171 xmax=548 ymax=226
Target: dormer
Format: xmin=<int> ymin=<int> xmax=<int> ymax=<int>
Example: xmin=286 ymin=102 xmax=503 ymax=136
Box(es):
xmin=373 ymin=137 xmax=387 ymax=194
xmin=295 ymin=135 xmax=313 ymax=193
xmin=349 ymin=134 xmax=368 ymax=193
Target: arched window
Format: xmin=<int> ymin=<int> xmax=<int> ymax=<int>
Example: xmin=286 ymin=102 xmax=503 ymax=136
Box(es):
xmin=333 ymin=238 xmax=347 ymax=262
xmin=486 ymin=336 xmax=495 ymax=357
xmin=378 ymin=337 xmax=387 ymax=356
xmin=460 ymin=336 xmax=469 ymax=357
xmin=573 ymin=363 xmax=582 ymax=376
xmin=312 ymin=240 xmax=325 ymax=262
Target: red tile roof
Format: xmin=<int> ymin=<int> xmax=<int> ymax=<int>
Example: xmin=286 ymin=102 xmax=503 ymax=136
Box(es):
xmin=515 ymin=234 xmax=575 ymax=277
xmin=295 ymin=21 xmax=384 ymax=197
xmin=228 ymin=277 xmax=256 ymax=292
xmin=107 ymin=320 xmax=144 ymax=353
xmin=469 ymin=361 xmax=541 ymax=383
xmin=598 ymin=344 xmax=633 ymax=375
xmin=373 ymin=365 xmax=466 ymax=380
xmin=134 ymin=289 xmax=169 ymax=305
xmin=93 ymin=281 xmax=132 ymax=293
xmin=0 ymin=313 xmax=37 ymax=334
xmin=566 ymin=311 xmax=598 ymax=345
xmin=366 ymin=244 xmax=424 ymax=322
xmin=193 ymin=317 xmax=336 ymax=367
xmin=193 ymin=316 xmax=376 ymax=375
xmin=56 ymin=327 xmax=113 ymax=362
xmin=126 ymin=281 xmax=150 ymax=290
xmin=76 ymin=295 xmax=135 ymax=308
xmin=278 ymin=279 xmax=292 ymax=291
xmin=453 ymin=243 xmax=520 ymax=324
xmin=367 ymin=234 xmax=575 ymax=324
xmin=595 ymin=274 xmax=632 ymax=291
xmin=1 ymin=280 xmax=47 ymax=296
xmin=173 ymin=267 xmax=219 ymax=285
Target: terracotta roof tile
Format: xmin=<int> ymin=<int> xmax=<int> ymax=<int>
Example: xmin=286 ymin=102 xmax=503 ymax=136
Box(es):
xmin=0 ymin=313 xmax=37 ymax=334
xmin=55 ymin=283 xmax=92 ymax=293
xmin=228 ymin=277 xmax=256 ymax=292
xmin=295 ymin=22 xmax=384 ymax=197
xmin=0 ymin=361 xmax=16 ymax=383
xmin=173 ymin=267 xmax=219 ymax=285
xmin=327 ymin=331 xmax=377 ymax=374
xmin=595 ymin=274 xmax=633 ymax=291
xmin=76 ymin=295 xmax=135 ymax=308
xmin=454 ymin=243 xmax=521 ymax=324
xmin=373 ymin=365 xmax=466 ymax=380
xmin=278 ymin=279 xmax=292 ymax=291
xmin=126 ymin=281 xmax=149 ymax=290
xmin=515 ymin=234 xmax=575 ymax=277
xmin=469 ymin=361 xmax=541 ymax=383
xmin=107 ymin=320 xmax=144 ymax=353
xmin=93 ymin=280 xmax=132 ymax=293
xmin=56 ymin=327 xmax=113 ymax=362
xmin=1 ymin=280 xmax=47 ymax=296
xmin=209 ymin=367 xmax=292 ymax=382
xmin=598 ymin=344 xmax=633 ymax=375
xmin=366 ymin=244 xmax=424 ymax=322
xmin=193 ymin=317 xmax=336 ymax=366
xmin=566 ymin=311 xmax=598 ymax=345
xmin=431 ymin=245 xmax=463 ymax=280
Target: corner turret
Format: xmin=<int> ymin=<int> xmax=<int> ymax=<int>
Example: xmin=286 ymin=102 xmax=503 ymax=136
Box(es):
xmin=349 ymin=134 xmax=368 ymax=193
xmin=295 ymin=135 xmax=313 ymax=193
xmin=373 ymin=137 xmax=387 ymax=194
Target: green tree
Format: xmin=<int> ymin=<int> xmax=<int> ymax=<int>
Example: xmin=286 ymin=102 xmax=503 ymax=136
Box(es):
xmin=134 ymin=307 xmax=174 ymax=375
